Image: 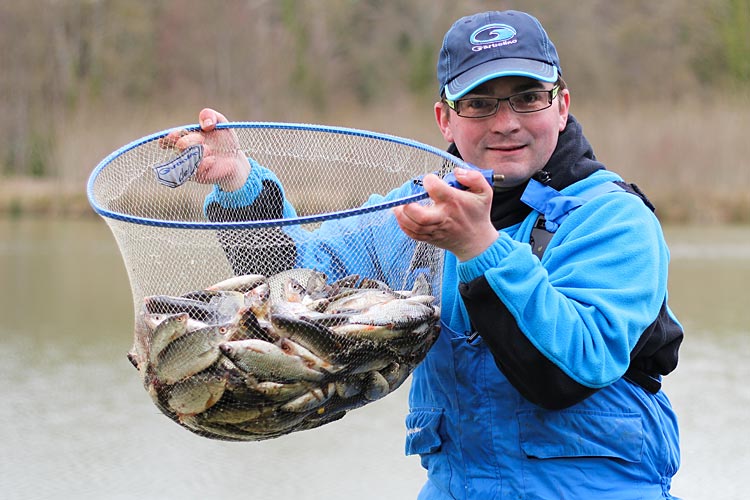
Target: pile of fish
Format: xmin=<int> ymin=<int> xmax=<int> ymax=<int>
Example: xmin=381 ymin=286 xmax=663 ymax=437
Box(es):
xmin=127 ymin=268 xmax=440 ymax=441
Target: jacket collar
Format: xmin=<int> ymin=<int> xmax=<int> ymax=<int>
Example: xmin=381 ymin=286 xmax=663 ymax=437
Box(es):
xmin=448 ymin=114 xmax=605 ymax=229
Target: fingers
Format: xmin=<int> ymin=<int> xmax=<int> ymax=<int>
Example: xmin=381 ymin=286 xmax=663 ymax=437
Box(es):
xmin=175 ymin=132 xmax=206 ymax=150
xmin=158 ymin=128 xmax=186 ymax=149
xmin=155 ymin=107 xmax=247 ymax=190
xmin=199 ymin=108 xmax=229 ymax=131
xmin=421 ymin=173 xmax=454 ymax=203
xmin=393 ymin=202 xmax=441 ymax=241
xmin=159 ymin=108 xmax=232 ymax=150
xmin=450 ymin=167 xmax=493 ymax=195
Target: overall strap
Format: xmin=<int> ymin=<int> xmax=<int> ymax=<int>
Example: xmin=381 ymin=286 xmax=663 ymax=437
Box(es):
xmin=520 ymin=178 xmax=680 ymax=393
xmin=521 ymin=179 xmax=625 ymax=259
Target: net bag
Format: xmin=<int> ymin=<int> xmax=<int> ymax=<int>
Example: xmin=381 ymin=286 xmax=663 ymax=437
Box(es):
xmin=87 ymin=122 xmax=467 ymax=441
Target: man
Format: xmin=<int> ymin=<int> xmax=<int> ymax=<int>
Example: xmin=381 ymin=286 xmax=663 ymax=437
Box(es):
xmin=169 ymin=10 xmax=682 ymax=499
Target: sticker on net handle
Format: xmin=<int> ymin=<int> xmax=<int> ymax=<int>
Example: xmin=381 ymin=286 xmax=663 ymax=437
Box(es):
xmin=152 ymin=144 xmax=203 ymax=188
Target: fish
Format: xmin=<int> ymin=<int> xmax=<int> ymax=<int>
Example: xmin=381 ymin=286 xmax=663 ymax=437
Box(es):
xmin=247 ymin=380 xmax=312 ymax=402
xmin=323 ymin=289 xmax=398 ymax=314
xmin=345 ymin=299 xmax=437 ymax=330
xmin=330 ymin=274 xmax=360 ymax=290
xmin=236 ymin=408 xmax=310 ymax=436
xmin=266 ymin=268 xmax=321 ymax=305
xmin=218 ymin=339 xmax=325 ymax=382
xmin=244 ymin=281 xmax=271 ymax=319
xmin=147 ymin=312 xmax=190 ymax=365
xmin=362 ymin=370 xmax=391 ymax=401
xmin=167 ymin=370 xmax=228 ymax=417
xmin=180 ymin=415 xmax=258 ymax=442
xmin=279 ymin=382 xmax=335 ymax=413
xmin=206 ymin=273 xmax=267 ymax=293
xmin=144 ymin=295 xmax=221 ymax=323
xmin=334 ymin=377 xmax=363 ymax=399
xmin=196 ymin=401 xmax=267 ymax=425
xmin=335 ymin=341 xmax=397 ymax=375
xmin=379 ymin=361 xmax=412 ymax=392
xmin=305 ymin=270 xmax=330 ymax=295
xmin=271 ymin=313 xmax=354 ymax=365
xmin=278 ymin=338 xmax=337 ymax=373
xmin=129 ymin=316 xmax=153 ymax=372
xmin=283 ymin=277 xmax=311 ymax=304
xmin=330 ymin=322 xmax=409 ymax=342
xmin=224 ymin=306 xmax=277 ymax=342
xmin=358 ymin=277 xmax=391 ymax=290
xmin=144 ymin=311 xmax=207 ymax=333
xmin=409 ymin=273 xmax=433 ymax=297
xmin=133 ymin=266 xmax=442 ymax=441
xmin=153 ymin=325 xmax=224 ymax=384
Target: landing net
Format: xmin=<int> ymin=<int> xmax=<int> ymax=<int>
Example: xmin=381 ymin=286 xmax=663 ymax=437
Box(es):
xmin=87 ymin=122 xmax=466 ymax=441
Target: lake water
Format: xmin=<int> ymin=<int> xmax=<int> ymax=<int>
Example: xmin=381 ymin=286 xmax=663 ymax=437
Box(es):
xmin=1 ymin=218 xmax=748 ymax=499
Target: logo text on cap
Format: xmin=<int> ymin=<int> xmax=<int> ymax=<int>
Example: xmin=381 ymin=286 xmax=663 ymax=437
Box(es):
xmin=470 ymin=24 xmax=517 ymax=45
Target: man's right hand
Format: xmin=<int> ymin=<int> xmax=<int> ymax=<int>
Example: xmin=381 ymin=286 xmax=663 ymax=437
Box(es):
xmin=159 ymin=108 xmax=251 ymax=192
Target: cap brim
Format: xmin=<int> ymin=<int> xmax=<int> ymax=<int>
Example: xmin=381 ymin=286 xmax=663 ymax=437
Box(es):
xmin=444 ymin=58 xmax=558 ymax=100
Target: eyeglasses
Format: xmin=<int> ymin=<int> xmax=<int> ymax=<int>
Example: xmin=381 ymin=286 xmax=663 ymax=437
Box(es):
xmin=444 ymin=85 xmax=560 ymax=118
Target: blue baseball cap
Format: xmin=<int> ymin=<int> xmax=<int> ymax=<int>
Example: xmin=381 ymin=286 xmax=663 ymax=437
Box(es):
xmin=438 ymin=11 xmax=562 ymax=100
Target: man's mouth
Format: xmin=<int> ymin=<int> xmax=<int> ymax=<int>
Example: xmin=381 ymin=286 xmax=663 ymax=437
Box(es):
xmin=489 ymin=144 xmax=525 ymax=152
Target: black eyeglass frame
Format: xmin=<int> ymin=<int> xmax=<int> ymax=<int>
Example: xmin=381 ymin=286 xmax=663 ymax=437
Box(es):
xmin=444 ymin=85 xmax=561 ymax=118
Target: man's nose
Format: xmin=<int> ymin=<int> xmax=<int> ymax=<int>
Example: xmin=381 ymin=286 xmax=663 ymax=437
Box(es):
xmin=489 ymin=100 xmax=521 ymax=134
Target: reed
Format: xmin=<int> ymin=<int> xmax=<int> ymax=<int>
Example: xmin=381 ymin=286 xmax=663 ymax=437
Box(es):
xmin=2 ymin=96 xmax=747 ymax=223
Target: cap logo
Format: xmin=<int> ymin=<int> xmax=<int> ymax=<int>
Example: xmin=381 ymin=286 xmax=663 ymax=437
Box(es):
xmin=470 ymin=23 xmax=517 ymax=51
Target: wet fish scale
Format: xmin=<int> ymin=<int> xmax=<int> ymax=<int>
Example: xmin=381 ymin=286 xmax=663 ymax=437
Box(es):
xmin=154 ymin=326 xmax=223 ymax=384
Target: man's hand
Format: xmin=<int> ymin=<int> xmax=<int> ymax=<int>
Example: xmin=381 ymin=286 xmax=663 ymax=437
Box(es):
xmin=159 ymin=108 xmax=250 ymax=192
xmin=393 ymin=167 xmax=498 ymax=261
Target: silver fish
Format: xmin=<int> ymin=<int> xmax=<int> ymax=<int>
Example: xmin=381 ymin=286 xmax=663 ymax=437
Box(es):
xmin=266 ymin=268 xmax=320 ymax=305
xmin=144 ymin=295 xmax=219 ymax=323
xmin=167 ymin=370 xmax=228 ymax=417
xmin=154 ymin=326 xmax=223 ymax=384
xmin=248 ymin=380 xmax=312 ymax=402
xmin=196 ymin=403 xmax=266 ymax=425
xmin=237 ymin=409 xmax=309 ymax=436
xmin=144 ymin=311 xmax=206 ymax=333
xmin=345 ymin=299 xmax=437 ymax=330
xmin=380 ymin=361 xmax=412 ymax=392
xmin=331 ymin=322 xmax=408 ymax=342
xmin=278 ymin=338 xmax=337 ymax=373
xmin=324 ymin=289 xmax=398 ymax=314
xmin=280 ymin=382 xmax=335 ymax=413
xmin=244 ymin=281 xmax=271 ymax=319
xmin=410 ymin=273 xmax=433 ymax=296
xmin=358 ymin=277 xmax=391 ymax=290
xmin=334 ymin=378 xmax=363 ymax=399
xmin=206 ymin=273 xmax=267 ymax=293
xmin=363 ymin=370 xmax=390 ymax=401
xmin=219 ymin=339 xmax=325 ymax=382
xmin=180 ymin=415 xmax=258 ymax=442
xmin=270 ymin=313 xmax=351 ymax=365
xmin=225 ymin=306 xmax=277 ymax=343
xmin=147 ymin=312 xmax=190 ymax=365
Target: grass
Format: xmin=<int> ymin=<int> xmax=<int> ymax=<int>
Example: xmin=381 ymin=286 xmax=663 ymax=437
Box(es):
xmin=2 ymin=95 xmax=748 ymax=223
xmin=0 ymin=178 xmax=92 ymax=218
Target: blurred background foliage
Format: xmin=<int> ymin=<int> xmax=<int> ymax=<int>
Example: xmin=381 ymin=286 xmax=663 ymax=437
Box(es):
xmin=1 ymin=0 xmax=748 ymax=221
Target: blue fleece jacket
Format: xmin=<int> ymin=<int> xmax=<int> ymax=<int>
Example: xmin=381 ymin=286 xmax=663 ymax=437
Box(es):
xmin=204 ymin=155 xmax=681 ymax=500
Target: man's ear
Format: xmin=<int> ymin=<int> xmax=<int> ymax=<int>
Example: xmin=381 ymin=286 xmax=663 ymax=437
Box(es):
xmin=558 ymin=89 xmax=571 ymax=131
xmin=435 ymin=101 xmax=454 ymax=143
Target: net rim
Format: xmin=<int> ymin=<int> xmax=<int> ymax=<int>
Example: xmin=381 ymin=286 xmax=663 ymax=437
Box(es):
xmin=86 ymin=121 xmax=467 ymax=230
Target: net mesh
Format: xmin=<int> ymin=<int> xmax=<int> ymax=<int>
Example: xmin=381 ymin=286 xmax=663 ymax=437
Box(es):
xmin=88 ymin=123 xmax=464 ymax=441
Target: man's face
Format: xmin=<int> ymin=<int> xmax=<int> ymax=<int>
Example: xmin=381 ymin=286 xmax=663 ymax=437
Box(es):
xmin=435 ymin=76 xmax=570 ymax=187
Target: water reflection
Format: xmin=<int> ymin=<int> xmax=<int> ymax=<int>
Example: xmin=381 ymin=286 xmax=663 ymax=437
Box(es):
xmin=1 ymin=219 xmax=747 ymax=499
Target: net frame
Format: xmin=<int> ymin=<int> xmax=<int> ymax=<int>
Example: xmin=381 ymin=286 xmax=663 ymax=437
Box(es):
xmin=88 ymin=122 xmax=464 ymax=229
